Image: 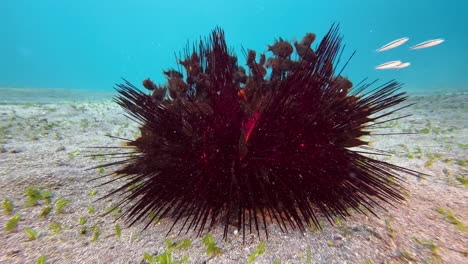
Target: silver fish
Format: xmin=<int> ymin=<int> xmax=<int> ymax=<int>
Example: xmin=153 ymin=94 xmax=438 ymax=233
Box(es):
xmin=409 ymin=39 xmax=444 ymax=50
xmin=376 ymin=37 xmax=409 ymax=52
xmin=374 ymin=60 xmax=402 ymax=70
xmin=391 ymin=62 xmax=410 ymax=69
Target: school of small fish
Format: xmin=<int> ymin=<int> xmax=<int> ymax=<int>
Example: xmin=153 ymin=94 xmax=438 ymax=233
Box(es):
xmin=374 ymin=37 xmax=444 ymax=70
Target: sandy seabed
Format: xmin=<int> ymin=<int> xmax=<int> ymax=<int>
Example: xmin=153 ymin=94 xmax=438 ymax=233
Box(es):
xmin=0 ymin=87 xmax=466 ymax=264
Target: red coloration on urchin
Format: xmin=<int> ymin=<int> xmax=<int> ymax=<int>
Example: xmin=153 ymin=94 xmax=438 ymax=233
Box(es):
xmin=93 ymin=25 xmax=420 ymax=240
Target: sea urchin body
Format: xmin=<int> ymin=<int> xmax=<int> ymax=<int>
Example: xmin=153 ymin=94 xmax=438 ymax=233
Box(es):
xmin=95 ymin=25 xmax=420 ymax=239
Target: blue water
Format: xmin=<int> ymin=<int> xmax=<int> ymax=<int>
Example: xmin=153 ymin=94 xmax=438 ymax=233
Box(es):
xmin=2 ymin=0 xmax=467 ymax=94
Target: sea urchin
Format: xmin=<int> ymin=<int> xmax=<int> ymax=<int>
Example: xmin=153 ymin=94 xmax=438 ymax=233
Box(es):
xmin=93 ymin=24 xmax=420 ymax=240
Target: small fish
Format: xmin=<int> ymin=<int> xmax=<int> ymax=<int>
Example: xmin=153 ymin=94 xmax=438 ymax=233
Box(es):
xmin=409 ymin=39 xmax=444 ymax=50
xmin=142 ymin=78 xmax=157 ymax=90
xmin=294 ymin=41 xmax=316 ymax=61
xmin=299 ymin=33 xmax=316 ymax=46
xmin=268 ymin=38 xmax=294 ymax=57
xmin=376 ymin=37 xmax=409 ymax=52
xmin=163 ymin=69 xmax=183 ymax=79
xmin=374 ymin=60 xmax=402 ymax=70
xmin=391 ymin=62 xmax=410 ymax=69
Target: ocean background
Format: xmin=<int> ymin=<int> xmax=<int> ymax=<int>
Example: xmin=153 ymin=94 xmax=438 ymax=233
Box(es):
xmin=2 ymin=0 xmax=467 ymax=99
